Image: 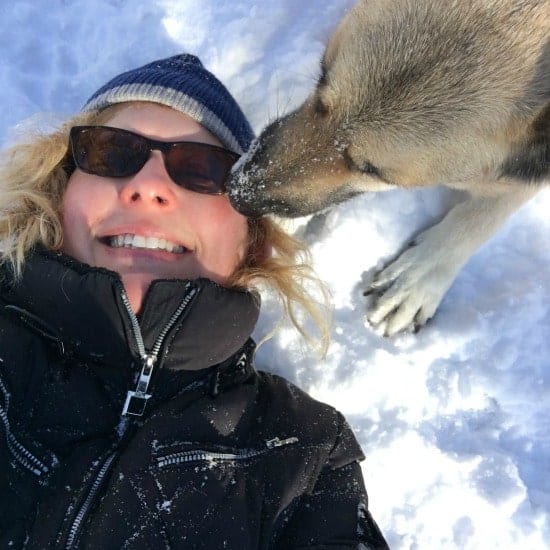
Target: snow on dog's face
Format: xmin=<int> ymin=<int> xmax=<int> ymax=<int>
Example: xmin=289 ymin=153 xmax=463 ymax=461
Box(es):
xmin=227 ymin=0 xmax=549 ymax=218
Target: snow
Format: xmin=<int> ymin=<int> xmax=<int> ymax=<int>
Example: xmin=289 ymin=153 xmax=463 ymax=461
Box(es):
xmin=1 ymin=1 xmax=549 ymax=548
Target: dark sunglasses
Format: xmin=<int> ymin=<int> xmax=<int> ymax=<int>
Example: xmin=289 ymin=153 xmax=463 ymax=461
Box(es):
xmin=69 ymin=125 xmax=240 ymax=195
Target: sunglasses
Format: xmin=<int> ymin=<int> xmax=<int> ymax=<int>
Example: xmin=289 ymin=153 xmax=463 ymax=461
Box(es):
xmin=69 ymin=125 xmax=240 ymax=195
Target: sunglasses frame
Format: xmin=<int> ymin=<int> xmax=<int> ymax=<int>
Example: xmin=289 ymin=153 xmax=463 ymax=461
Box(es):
xmin=69 ymin=125 xmax=240 ymax=195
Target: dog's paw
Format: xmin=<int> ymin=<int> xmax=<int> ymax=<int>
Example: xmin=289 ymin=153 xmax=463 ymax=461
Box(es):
xmin=363 ymin=238 xmax=458 ymax=336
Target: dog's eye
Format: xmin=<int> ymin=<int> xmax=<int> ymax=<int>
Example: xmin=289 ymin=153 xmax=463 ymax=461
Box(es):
xmin=360 ymin=161 xmax=380 ymax=176
xmin=343 ymin=149 xmax=381 ymax=177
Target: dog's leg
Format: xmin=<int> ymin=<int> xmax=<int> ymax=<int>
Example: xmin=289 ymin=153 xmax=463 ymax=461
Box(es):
xmin=364 ymin=185 xmax=540 ymax=336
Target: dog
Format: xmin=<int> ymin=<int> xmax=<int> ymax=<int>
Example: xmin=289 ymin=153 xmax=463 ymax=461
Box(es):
xmin=228 ymin=0 xmax=549 ymax=336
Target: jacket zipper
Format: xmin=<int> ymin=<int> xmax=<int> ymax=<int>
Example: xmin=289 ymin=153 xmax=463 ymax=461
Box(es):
xmin=0 ymin=376 xmax=51 ymax=476
xmin=64 ymin=451 xmax=118 ymax=549
xmin=121 ymin=281 xmax=197 ymax=417
xmin=62 ymin=281 xmax=198 ymax=549
xmin=156 ymin=437 xmax=299 ymax=468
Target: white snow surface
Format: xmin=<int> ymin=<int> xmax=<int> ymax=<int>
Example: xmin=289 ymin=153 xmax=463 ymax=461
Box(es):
xmin=1 ymin=1 xmax=549 ymax=548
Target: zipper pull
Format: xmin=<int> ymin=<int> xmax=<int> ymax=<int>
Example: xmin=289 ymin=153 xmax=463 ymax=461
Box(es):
xmin=122 ymin=354 xmax=157 ymax=417
xmin=265 ymin=436 xmax=299 ymax=449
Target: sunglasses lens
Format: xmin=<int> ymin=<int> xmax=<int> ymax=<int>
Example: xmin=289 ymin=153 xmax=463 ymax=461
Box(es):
xmin=69 ymin=126 xmax=239 ymax=195
xmin=71 ymin=127 xmax=147 ymax=178
xmin=165 ymin=144 xmax=238 ymax=195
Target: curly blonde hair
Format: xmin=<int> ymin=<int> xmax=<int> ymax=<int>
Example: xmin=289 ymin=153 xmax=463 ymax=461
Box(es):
xmin=0 ymin=106 xmax=330 ymax=352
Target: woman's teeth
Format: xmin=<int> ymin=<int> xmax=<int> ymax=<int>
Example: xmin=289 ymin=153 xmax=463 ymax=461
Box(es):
xmin=108 ymin=234 xmax=186 ymax=254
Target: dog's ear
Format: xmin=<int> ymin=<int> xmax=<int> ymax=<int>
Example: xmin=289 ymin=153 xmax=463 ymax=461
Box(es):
xmin=501 ymin=41 xmax=549 ymax=183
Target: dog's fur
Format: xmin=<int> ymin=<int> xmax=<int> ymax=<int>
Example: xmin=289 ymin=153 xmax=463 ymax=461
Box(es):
xmin=228 ymin=0 xmax=549 ymax=336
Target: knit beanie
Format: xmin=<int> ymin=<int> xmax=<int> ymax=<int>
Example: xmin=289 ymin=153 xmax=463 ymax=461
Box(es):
xmin=82 ymin=54 xmax=254 ymax=155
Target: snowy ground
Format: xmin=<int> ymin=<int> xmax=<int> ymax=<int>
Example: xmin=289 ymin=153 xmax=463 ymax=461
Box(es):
xmin=1 ymin=1 xmax=549 ymax=548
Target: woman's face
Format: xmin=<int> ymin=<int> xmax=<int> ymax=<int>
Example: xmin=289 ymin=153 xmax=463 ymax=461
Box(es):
xmin=61 ymin=103 xmax=249 ymax=313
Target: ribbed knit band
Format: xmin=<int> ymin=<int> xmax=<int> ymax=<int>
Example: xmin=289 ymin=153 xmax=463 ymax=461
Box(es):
xmin=82 ymin=54 xmax=254 ymax=155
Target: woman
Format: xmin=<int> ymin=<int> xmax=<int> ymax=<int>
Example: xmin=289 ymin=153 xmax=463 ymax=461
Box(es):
xmin=0 ymin=54 xmax=388 ymax=549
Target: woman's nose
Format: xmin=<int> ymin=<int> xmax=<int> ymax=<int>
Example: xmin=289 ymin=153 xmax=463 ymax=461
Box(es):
xmin=119 ymin=151 xmax=176 ymax=207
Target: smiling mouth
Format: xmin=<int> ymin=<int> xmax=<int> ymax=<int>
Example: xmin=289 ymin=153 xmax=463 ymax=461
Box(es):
xmin=102 ymin=234 xmax=188 ymax=254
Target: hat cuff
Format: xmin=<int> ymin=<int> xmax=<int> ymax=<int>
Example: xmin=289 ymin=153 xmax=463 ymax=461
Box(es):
xmin=83 ymin=83 xmax=244 ymax=154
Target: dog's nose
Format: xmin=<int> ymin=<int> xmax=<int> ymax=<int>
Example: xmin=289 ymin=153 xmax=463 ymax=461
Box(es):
xmin=227 ymin=184 xmax=268 ymax=218
xmin=226 ymin=167 xmax=267 ymax=217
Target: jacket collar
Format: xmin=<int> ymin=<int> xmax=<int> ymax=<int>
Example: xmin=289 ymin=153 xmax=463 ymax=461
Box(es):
xmin=0 ymin=248 xmax=260 ymax=372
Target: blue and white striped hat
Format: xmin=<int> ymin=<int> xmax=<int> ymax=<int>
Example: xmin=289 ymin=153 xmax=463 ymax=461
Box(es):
xmin=82 ymin=54 xmax=254 ymax=155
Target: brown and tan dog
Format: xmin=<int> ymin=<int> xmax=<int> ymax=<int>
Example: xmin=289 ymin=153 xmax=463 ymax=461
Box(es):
xmin=228 ymin=0 xmax=549 ymax=336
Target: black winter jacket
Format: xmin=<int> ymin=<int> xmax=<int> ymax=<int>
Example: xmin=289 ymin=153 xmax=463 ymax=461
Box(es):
xmin=0 ymin=249 xmax=388 ymax=549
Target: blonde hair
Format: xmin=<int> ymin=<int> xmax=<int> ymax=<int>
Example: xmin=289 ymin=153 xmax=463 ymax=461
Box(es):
xmin=0 ymin=107 xmax=330 ymax=353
